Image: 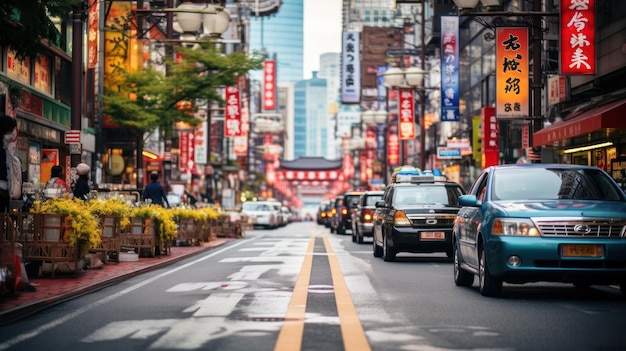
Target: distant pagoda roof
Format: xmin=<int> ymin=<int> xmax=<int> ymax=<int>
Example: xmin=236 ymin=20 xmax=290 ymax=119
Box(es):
xmin=280 ymin=157 xmax=343 ymax=171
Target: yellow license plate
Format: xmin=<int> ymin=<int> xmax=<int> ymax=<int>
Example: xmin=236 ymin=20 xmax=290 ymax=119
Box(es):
xmin=561 ymin=244 xmax=603 ymax=257
xmin=420 ymin=232 xmax=445 ymax=240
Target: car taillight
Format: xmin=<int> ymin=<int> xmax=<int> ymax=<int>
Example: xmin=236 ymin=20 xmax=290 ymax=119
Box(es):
xmin=341 ymin=208 xmax=348 ymax=215
xmin=363 ymin=209 xmax=373 ymax=222
xmin=321 ymin=213 xmax=326 ymax=218
xmin=393 ymin=211 xmax=411 ymax=226
xmin=331 ymin=208 xmax=337 ymax=215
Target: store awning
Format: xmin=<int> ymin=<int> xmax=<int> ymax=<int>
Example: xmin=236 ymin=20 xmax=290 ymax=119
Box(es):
xmin=533 ymin=99 xmax=626 ymax=146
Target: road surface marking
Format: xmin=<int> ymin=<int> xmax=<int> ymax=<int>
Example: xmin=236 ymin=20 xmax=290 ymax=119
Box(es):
xmin=0 ymin=239 xmax=251 ymax=351
xmin=323 ymin=234 xmax=372 ymax=351
xmin=273 ymin=235 xmax=316 ymax=351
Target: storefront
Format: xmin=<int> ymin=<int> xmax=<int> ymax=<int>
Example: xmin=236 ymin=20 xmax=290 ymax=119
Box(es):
xmin=533 ymin=98 xmax=626 ymax=183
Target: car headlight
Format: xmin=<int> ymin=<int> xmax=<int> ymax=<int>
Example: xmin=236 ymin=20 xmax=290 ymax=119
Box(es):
xmin=393 ymin=211 xmax=412 ymax=226
xmin=491 ymin=218 xmax=540 ymax=237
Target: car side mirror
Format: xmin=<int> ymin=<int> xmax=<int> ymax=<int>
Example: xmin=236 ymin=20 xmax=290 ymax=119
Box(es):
xmin=375 ymin=200 xmax=386 ymax=208
xmin=458 ymin=194 xmax=480 ymax=207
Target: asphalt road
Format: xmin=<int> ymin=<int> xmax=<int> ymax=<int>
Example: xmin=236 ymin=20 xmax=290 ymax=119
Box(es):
xmin=1 ymin=221 xmax=625 ymax=351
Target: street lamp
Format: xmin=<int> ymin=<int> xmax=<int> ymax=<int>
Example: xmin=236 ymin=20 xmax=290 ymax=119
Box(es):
xmin=383 ymin=67 xmax=428 ymax=169
xmin=123 ymin=1 xmax=232 ymax=190
xmin=452 ymin=0 xmax=559 ymax=151
xmin=174 ymin=2 xmax=231 ymax=43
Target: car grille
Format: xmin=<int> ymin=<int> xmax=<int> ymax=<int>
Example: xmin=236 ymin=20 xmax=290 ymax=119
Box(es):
xmin=536 ymin=219 xmax=626 ymax=238
xmin=407 ymin=215 xmax=456 ymax=227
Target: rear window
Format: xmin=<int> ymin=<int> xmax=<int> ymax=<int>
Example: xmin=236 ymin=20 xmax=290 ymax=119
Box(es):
xmin=243 ymin=202 xmax=272 ymax=211
xmin=345 ymin=195 xmax=361 ymax=207
xmin=364 ymin=195 xmax=382 ymax=206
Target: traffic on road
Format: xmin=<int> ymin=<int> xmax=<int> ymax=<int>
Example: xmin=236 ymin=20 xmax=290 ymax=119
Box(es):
xmin=2 ymin=196 xmax=625 ymax=350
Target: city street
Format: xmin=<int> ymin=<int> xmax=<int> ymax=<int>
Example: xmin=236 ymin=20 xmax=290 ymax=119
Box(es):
xmin=1 ymin=221 xmax=625 ymax=351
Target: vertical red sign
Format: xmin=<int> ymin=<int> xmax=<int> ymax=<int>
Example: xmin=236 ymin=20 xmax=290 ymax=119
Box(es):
xmin=398 ymin=88 xmax=415 ymax=140
xmin=179 ymin=131 xmax=195 ymax=173
xmin=387 ymin=123 xmax=400 ymax=166
xmin=560 ymin=0 xmax=596 ymax=75
xmin=482 ymin=107 xmax=499 ymax=168
xmin=224 ymin=86 xmax=242 ymax=137
xmin=263 ymin=60 xmax=276 ymax=111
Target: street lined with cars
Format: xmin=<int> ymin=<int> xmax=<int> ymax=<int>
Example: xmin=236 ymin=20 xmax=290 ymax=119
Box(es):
xmin=3 ymin=219 xmax=625 ymax=350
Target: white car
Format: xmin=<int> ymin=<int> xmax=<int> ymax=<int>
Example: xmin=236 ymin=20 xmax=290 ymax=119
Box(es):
xmin=241 ymin=201 xmax=280 ymax=229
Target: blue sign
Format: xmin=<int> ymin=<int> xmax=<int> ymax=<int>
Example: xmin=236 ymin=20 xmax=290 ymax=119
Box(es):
xmin=441 ymin=16 xmax=460 ymax=122
xmin=437 ymin=147 xmax=462 ymax=159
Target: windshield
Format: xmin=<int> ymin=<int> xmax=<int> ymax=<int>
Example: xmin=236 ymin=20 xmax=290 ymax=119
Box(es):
xmin=393 ymin=186 xmax=461 ymax=206
xmin=492 ymin=167 xmax=625 ymax=201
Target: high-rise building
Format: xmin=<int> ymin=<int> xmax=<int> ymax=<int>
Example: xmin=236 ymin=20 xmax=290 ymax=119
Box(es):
xmin=318 ymin=53 xmax=342 ymax=160
xmin=294 ymin=72 xmax=328 ymax=158
xmin=248 ymin=0 xmax=304 ymax=83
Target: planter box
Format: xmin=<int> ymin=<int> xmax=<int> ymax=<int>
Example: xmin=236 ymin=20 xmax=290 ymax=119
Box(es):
xmin=18 ymin=213 xmax=79 ymax=278
xmin=89 ymin=216 xmax=122 ymax=264
xmin=121 ymin=218 xmax=157 ymax=257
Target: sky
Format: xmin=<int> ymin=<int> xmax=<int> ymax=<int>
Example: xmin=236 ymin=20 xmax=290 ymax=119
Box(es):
xmin=303 ymin=0 xmax=343 ymax=79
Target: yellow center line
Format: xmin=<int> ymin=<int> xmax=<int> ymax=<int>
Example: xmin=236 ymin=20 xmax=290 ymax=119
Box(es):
xmin=274 ymin=235 xmax=316 ymax=351
xmin=323 ymin=234 xmax=372 ymax=351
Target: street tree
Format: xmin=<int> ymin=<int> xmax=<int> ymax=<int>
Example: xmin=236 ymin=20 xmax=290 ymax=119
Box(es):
xmin=103 ymin=41 xmax=264 ymax=188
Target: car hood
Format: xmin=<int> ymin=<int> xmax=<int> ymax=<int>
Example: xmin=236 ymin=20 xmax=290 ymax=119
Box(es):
xmin=492 ymin=200 xmax=626 ymax=218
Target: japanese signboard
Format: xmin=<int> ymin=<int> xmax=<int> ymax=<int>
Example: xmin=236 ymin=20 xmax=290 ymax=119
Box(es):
xmin=496 ymin=27 xmax=529 ymax=119
xmin=87 ymin=0 xmax=99 ymax=69
xmin=388 ymin=123 xmax=400 ymax=166
xmin=341 ymin=31 xmax=361 ymax=104
xmin=398 ymin=88 xmax=415 ymax=140
xmin=440 ymin=15 xmax=460 ymax=122
xmin=224 ymin=86 xmax=242 ymax=137
xmin=482 ymin=107 xmax=500 ymax=168
xmin=179 ymin=131 xmax=194 ymax=174
xmin=194 ymin=120 xmax=208 ymax=164
xmin=263 ymin=60 xmax=276 ymax=111
xmin=34 ymin=54 xmax=51 ymax=94
xmin=560 ymin=0 xmax=596 ymax=75
xmin=7 ymin=49 xmax=31 ymax=85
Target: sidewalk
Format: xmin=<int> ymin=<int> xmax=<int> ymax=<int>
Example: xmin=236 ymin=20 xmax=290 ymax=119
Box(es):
xmin=0 ymin=238 xmax=232 ymax=325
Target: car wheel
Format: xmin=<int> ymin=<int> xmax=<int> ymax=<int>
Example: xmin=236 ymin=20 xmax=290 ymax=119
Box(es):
xmin=382 ymin=232 xmax=396 ymax=262
xmin=453 ymin=239 xmax=474 ymax=287
xmin=479 ymin=245 xmax=502 ymax=297
xmin=373 ymin=236 xmax=383 ymax=257
xmin=330 ymin=225 xmax=335 ymax=233
xmin=337 ymin=224 xmax=345 ymax=235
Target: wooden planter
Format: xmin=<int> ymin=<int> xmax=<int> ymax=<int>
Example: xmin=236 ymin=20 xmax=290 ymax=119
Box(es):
xmin=175 ymin=218 xmax=201 ymax=246
xmin=18 ymin=213 xmax=79 ymax=278
xmin=88 ymin=216 xmax=122 ymax=264
xmin=120 ymin=217 xmax=156 ymax=258
xmin=0 ymin=214 xmax=19 ymax=294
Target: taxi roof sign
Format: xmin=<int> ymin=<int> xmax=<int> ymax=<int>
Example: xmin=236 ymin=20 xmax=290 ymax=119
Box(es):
xmin=391 ymin=165 xmax=446 ymax=183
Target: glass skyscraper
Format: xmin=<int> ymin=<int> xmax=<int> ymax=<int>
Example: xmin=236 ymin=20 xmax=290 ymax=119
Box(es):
xmin=248 ymin=0 xmax=304 ymax=83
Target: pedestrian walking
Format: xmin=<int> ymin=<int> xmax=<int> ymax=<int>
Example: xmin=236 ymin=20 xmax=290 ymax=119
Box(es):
xmin=143 ymin=172 xmax=170 ymax=207
xmin=73 ymin=163 xmax=91 ymax=200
